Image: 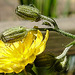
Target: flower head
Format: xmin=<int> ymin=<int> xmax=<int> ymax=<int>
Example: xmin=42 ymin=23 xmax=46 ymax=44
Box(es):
xmin=0 ymin=30 xmax=49 ymax=73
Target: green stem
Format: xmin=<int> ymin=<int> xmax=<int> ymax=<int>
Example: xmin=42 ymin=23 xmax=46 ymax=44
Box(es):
xmin=36 ymin=28 xmax=75 ymax=39
xmin=56 ymin=45 xmax=73 ymax=59
xmin=56 ymin=39 xmax=75 ymax=59
xmin=24 ymin=69 xmax=27 ymax=75
xmin=41 ymin=15 xmax=59 ymax=29
xmin=66 ymin=40 xmax=75 ymax=47
xmin=26 ymin=27 xmax=56 ymax=31
xmin=40 ymin=14 xmax=75 ymax=39
xmin=55 ymin=29 xmax=75 ymax=39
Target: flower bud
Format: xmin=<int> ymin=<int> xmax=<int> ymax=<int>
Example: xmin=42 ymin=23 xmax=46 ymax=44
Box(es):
xmin=1 ymin=26 xmax=27 ymax=43
xmin=34 ymin=52 xmax=67 ymax=72
xmin=34 ymin=52 xmax=56 ymax=67
xmin=15 ymin=5 xmax=41 ymax=22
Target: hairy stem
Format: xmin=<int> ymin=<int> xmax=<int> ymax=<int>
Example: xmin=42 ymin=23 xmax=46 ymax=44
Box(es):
xmin=41 ymin=15 xmax=59 ymax=29
xmin=40 ymin=14 xmax=75 ymax=39
xmin=36 ymin=28 xmax=75 ymax=39
xmin=55 ymin=29 xmax=75 ymax=39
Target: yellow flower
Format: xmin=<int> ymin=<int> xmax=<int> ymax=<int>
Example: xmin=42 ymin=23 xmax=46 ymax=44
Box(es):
xmin=0 ymin=30 xmax=49 ymax=73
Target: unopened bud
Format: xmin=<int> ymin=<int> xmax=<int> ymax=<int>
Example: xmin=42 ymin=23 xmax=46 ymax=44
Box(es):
xmin=16 ymin=5 xmax=41 ymax=22
xmin=0 ymin=26 xmax=27 ymax=43
xmin=34 ymin=52 xmax=67 ymax=72
xmin=34 ymin=52 xmax=56 ymax=67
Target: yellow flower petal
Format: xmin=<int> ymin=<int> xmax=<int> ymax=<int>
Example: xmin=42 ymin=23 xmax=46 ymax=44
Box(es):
xmin=24 ymin=30 xmax=43 ymax=59
xmin=24 ymin=30 xmax=37 ymax=50
xmin=0 ymin=30 xmax=49 ymax=73
xmin=35 ymin=30 xmax=49 ymax=55
xmin=0 ymin=40 xmax=5 ymax=47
